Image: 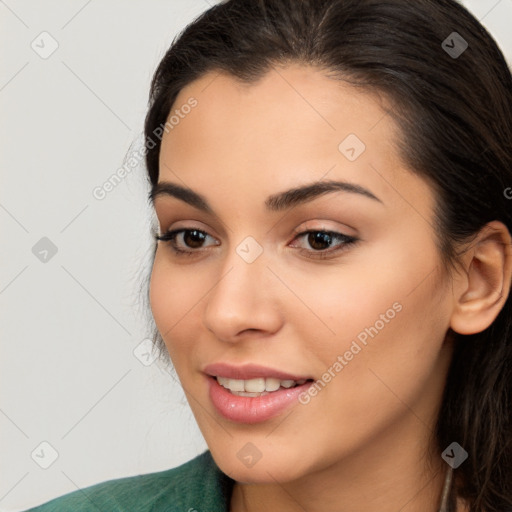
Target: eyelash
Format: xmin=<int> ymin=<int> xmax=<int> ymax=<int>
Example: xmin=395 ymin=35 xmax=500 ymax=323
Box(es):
xmin=154 ymin=228 xmax=359 ymax=260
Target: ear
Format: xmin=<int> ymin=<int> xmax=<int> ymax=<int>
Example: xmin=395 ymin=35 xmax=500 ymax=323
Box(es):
xmin=450 ymin=220 xmax=512 ymax=335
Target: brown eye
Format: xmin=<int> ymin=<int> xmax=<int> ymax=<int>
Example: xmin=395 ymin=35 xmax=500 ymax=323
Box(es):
xmin=307 ymin=231 xmax=334 ymax=251
xmin=182 ymin=230 xmax=207 ymax=248
xmin=289 ymin=230 xmax=359 ymax=259
xmin=155 ymin=228 xmax=219 ymax=255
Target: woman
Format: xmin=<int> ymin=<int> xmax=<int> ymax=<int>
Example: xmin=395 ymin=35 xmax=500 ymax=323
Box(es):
xmin=24 ymin=0 xmax=512 ymax=511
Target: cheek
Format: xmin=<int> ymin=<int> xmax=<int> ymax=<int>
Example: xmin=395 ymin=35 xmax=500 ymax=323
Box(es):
xmin=284 ymin=266 xmax=450 ymax=460
xmin=149 ymin=251 xmax=203 ymax=360
xmin=289 ymin=263 xmax=405 ymax=349
xmin=292 ymin=232 xmax=449 ymax=383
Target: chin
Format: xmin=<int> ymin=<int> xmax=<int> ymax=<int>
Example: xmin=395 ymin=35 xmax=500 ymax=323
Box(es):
xmin=210 ymin=446 xmax=312 ymax=484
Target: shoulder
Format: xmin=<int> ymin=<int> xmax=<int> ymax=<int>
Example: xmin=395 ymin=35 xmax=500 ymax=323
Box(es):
xmin=22 ymin=450 xmax=235 ymax=512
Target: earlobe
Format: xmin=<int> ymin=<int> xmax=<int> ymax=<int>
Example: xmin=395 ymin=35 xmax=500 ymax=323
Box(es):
xmin=449 ymin=221 xmax=512 ymax=335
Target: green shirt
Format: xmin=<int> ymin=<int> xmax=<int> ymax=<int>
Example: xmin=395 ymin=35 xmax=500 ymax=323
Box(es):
xmin=23 ymin=450 xmax=235 ymax=512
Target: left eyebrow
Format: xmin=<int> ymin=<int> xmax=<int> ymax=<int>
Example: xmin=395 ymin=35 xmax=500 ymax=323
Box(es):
xmin=265 ymin=180 xmax=383 ymax=211
xmin=149 ymin=179 xmax=383 ymax=213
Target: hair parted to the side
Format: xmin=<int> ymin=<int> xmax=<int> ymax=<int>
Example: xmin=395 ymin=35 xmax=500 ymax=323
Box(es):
xmin=141 ymin=1 xmax=512 ymax=509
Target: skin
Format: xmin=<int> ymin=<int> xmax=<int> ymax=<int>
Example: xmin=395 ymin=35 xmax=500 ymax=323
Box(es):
xmin=149 ymin=64 xmax=511 ymax=512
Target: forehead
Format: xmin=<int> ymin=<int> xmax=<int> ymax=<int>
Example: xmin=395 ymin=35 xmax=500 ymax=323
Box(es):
xmin=170 ymin=64 xmax=396 ymax=146
xmin=158 ymin=64 xmax=432 ymax=216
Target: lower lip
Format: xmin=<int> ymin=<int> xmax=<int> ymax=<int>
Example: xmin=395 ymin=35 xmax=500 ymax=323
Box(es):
xmin=207 ymin=376 xmax=313 ymax=424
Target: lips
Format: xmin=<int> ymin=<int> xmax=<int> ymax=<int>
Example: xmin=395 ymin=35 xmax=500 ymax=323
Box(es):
xmin=203 ymin=362 xmax=315 ymax=423
xmin=203 ymin=362 xmax=312 ymax=381
xmin=207 ymin=375 xmax=313 ymax=423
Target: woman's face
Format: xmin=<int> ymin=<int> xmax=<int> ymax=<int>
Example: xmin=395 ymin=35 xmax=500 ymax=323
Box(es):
xmin=149 ymin=64 xmax=456 ymax=484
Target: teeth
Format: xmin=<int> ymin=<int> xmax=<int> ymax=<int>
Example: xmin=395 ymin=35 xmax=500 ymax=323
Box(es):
xmin=264 ymin=378 xmax=281 ymax=392
xmin=216 ymin=376 xmax=306 ymax=393
xmin=245 ymin=378 xmax=265 ymax=393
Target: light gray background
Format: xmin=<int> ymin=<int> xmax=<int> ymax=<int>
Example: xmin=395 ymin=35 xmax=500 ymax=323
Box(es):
xmin=1 ymin=1 xmax=511 ymax=510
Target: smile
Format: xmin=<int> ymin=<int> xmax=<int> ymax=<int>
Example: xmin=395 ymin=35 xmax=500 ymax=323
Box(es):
xmin=207 ymin=375 xmax=314 ymax=424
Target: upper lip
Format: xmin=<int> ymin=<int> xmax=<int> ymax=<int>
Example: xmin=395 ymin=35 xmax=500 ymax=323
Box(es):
xmin=203 ymin=362 xmax=312 ymax=381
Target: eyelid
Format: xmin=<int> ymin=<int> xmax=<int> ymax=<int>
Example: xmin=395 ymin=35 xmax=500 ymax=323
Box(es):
xmin=154 ymin=206 xmax=228 ymax=241
xmin=290 ymin=220 xmax=358 ymax=238
xmin=158 ymin=218 xmax=220 ymax=238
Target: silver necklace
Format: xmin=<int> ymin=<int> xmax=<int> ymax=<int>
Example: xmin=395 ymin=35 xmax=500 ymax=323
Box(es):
xmin=438 ymin=466 xmax=454 ymax=512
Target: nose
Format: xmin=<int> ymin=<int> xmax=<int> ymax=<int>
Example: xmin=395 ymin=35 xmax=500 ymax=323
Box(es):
xmin=202 ymin=246 xmax=284 ymax=342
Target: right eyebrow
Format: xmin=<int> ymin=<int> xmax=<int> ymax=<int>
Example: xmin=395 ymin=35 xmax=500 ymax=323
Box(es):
xmin=150 ymin=182 xmax=213 ymax=214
